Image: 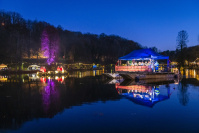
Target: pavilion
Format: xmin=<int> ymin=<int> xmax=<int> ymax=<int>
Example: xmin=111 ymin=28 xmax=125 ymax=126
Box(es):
xmin=115 ymin=49 xmax=169 ymax=72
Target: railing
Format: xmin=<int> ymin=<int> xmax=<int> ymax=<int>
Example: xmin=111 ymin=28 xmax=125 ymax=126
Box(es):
xmin=115 ymin=66 xmax=152 ymax=72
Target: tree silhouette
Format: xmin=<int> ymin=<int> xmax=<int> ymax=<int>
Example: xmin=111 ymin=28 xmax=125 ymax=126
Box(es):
xmin=176 ymin=30 xmax=188 ymax=67
xmin=178 ymin=78 xmax=189 ymax=106
xmin=0 ymin=10 xmax=142 ymax=65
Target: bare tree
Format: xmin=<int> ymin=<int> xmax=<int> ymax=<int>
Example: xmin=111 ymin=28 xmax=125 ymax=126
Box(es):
xmin=176 ymin=30 xmax=188 ymax=67
xmin=176 ymin=30 xmax=188 ymax=51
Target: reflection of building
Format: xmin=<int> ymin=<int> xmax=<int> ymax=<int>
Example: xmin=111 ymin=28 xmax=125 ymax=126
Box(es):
xmin=27 ymin=73 xmax=38 ymax=80
xmin=116 ymin=83 xmax=172 ymax=107
xmin=0 ymin=76 xmax=7 ymax=82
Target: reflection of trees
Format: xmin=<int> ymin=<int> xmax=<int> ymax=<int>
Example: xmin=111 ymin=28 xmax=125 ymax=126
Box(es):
xmin=178 ymin=78 xmax=189 ymax=106
xmin=0 ymin=77 xmax=119 ymax=130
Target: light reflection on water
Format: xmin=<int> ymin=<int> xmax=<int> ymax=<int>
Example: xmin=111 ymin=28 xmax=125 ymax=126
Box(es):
xmin=182 ymin=69 xmax=199 ymax=80
xmin=0 ymin=70 xmax=199 ymax=132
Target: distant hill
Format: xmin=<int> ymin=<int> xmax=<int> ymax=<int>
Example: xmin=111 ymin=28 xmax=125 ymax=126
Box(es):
xmin=0 ymin=10 xmax=142 ymax=64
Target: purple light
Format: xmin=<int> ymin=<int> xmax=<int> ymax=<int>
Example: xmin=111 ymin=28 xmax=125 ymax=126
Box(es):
xmin=41 ymin=30 xmax=50 ymax=59
xmin=41 ymin=26 xmax=59 ymax=65
xmin=42 ymin=80 xmax=60 ymax=114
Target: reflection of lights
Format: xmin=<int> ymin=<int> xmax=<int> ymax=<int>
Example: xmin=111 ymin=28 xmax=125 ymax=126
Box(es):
xmin=62 ymin=76 xmax=64 ymax=80
xmin=55 ymin=76 xmax=58 ymax=80
xmin=42 ymin=80 xmax=60 ymax=113
xmin=96 ymin=70 xmax=99 ymax=75
xmin=194 ymin=70 xmax=196 ymax=78
xmin=48 ymin=77 xmax=50 ymax=80
xmin=186 ymin=69 xmax=188 ymax=77
xmin=23 ymin=79 xmax=24 ymax=82
xmin=79 ymin=72 xmax=82 ymax=78
xmin=40 ymin=77 xmax=46 ymax=83
xmin=55 ymin=71 xmax=58 ymax=74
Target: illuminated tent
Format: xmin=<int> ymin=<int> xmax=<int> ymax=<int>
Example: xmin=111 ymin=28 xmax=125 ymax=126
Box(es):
xmin=119 ymin=49 xmax=169 ymax=60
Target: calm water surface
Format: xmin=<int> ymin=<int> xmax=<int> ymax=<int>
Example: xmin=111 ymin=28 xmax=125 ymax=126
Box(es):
xmin=0 ymin=70 xmax=199 ymax=133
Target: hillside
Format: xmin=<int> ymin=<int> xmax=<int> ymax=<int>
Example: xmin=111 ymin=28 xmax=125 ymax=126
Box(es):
xmin=0 ymin=11 xmax=142 ymax=65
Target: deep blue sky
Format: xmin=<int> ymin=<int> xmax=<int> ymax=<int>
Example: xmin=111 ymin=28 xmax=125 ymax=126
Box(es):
xmin=1 ymin=0 xmax=199 ymax=51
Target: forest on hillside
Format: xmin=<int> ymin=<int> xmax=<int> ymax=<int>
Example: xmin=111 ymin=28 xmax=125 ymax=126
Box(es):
xmin=161 ymin=45 xmax=199 ymax=64
xmin=0 ymin=11 xmax=142 ymax=65
xmin=1 ymin=10 xmax=198 ymax=67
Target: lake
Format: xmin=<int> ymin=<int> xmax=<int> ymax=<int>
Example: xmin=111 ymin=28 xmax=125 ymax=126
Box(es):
xmin=0 ymin=70 xmax=199 ymax=133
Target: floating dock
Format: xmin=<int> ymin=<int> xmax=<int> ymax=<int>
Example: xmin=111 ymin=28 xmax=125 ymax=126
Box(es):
xmin=119 ymin=72 xmax=178 ymax=80
xmin=104 ymin=72 xmax=178 ymax=80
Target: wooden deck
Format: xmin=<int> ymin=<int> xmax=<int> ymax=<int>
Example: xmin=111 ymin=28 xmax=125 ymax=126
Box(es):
xmin=119 ymin=72 xmax=177 ymax=80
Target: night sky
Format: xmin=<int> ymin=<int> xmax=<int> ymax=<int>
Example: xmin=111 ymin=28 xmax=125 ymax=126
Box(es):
xmin=1 ymin=0 xmax=199 ymax=51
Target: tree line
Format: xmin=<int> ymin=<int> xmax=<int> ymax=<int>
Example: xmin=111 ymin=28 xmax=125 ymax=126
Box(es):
xmin=0 ymin=11 xmax=142 ymax=65
xmin=161 ymin=30 xmax=199 ymax=67
xmin=1 ymin=10 xmax=198 ymax=68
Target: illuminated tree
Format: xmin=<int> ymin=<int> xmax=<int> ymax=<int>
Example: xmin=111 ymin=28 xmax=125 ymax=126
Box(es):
xmin=41 ymin=26 xmax=59 ymax=65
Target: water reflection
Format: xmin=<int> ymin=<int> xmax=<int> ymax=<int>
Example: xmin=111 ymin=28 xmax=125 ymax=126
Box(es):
xmin=183 ymin=69 xmax=199 ymax=80
xmin=1 ymin=70 xmax=199 ymax=132
xmin=115 ymin=80 xmax=175 ymax=107
xmin=0 ymin=75 xmax=119 ymax=130
xmin=42 ymin=80 xmax=60 ymax=116
xmin=178 ymin=78 xmax=189 ymax=106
